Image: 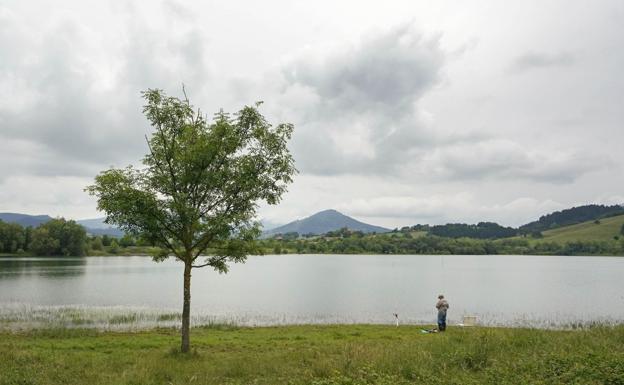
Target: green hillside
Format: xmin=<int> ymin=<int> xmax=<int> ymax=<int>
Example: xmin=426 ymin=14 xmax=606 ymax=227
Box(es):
xmin=538 ymin=214 xmax=624 ymax=243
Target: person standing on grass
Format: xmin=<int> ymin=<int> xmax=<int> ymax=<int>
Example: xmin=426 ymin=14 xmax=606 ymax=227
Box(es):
xmin=436 ymin=294 xmax=449 ymax=331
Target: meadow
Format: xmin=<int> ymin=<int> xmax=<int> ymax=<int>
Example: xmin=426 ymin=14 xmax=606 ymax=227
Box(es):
xmin=2 ymin=324 xmax=623 ymax=385
xmin=536 ymin=214 xmax=624 ymax=243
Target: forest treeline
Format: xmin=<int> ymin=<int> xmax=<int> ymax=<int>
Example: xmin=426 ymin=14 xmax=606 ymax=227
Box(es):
xmin=2 ymin=204 xmax=623 ymax=257
xmin=258 ymin=228 xmax=624 ymax=256
xmin=0 ymin=218 xmax=88 ymax=256
xmin=519 ymin=204 xmax=624 ymax=233
xmin=0 ymin=218 xmax=145 ymax=256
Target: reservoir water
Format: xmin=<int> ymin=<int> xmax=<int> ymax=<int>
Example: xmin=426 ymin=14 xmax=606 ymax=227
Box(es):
xmin=0 ymin=254 xmax=622 ymax=329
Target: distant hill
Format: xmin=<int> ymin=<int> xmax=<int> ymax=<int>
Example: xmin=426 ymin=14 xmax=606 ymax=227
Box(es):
xmin=76 ymin=217 xmax=110 ymax=229
xmin=0 ymin=213 xmax=123 ymax=237
xmin=520 ymin=204 xmax=624 ymax=233
xmin=430 ymin=222 xmax=517 ymax=239
xmin=83 ymin=227 xmax=125 ymax=238
xmin=263 ymin=209 xmax=390 ymax=237
xmin=535 ymin=214 xmax=624 ymax=243
xmin=259 ymin=219 xmax=283 ymax=232
xmin=0 ymin=213 xmax=53 ymax=227
xmin=76 ymin=218 xmax=123 ymax=237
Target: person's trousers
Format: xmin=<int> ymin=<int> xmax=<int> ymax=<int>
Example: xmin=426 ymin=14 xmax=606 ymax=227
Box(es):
xmin=437 ymin=311 xmax=447 ymax=331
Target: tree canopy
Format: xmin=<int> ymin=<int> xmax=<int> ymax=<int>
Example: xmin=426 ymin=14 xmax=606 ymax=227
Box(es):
xmin=87 ymin=88 xmax=296 ymax=352
xmin=0 ymin=218 xmax=87 ymax=256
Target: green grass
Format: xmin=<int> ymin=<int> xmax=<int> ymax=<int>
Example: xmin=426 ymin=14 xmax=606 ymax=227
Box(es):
xmin=1 ymin=325 xmax=623 ymax=384
xmin=538 ymin=214 xmax=624 ymax=243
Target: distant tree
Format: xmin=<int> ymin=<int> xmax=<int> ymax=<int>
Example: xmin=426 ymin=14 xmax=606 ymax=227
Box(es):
xmin=109 ymin=239 xmax=120 ymax=254
xmin=30 ymin=219 xmax=86 ymax=256
xmin=0 ymin=221 xmax=26 ymax=253
xmin=430 ymin=222 xmax=517 ymax=239
xmin=86 ymin=88 xmax=295 ymax=353
xmin=520 ymin=204 xmax=624 ymax=233
xmin=410 ymin=224 xmax=430 ymax=232
xmin=282 ymin=232 xmax=299 ymax=240
xmin=30 ymin=228 xmax=60 ymax=256
xmin=119 ymin=234 xmax=136 ymax=248
xmin=594 ymin=220 xmax=601 ymax=225
xmin=91 ymin=237 xmax=103 ymax=251
xmin=101 ymin=234 xmax=112 ymax=247
xmin=23 ymin=226 xmax=33 ymax=251
xmin=135 ymin=234 xmax=154 ymax=247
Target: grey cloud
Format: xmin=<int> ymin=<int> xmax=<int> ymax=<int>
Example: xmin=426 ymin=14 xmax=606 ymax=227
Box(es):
xmin=280 ymin=24 xmax=446 ymax=175
xmin=336 ymin=194 xmax=566 ymax=227
xmin=0 ymin=1 xmax=213 ymax=182
xmin=284 ymin=26 xmax=444 ymax=114
xmin=419 ymin=139 xmax=609 ymax=183
xmin=509 ymin=51 xmax=575 ymax=73
xmin=277 ymin=28 xmax=600 ymax=184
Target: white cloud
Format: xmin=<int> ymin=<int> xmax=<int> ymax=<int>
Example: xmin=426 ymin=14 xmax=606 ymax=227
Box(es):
xmin=279 ymin=23 xmax=447 ymax=175
xmin=416 ymin=139 xmax=609 ymax=183
xmin=0 ymin=0 xmax=622 ymax=227
xmin=336 ymin=194 xmax=565 ymax=227
xmin=509 ymin=51 xmax=576 ymax=74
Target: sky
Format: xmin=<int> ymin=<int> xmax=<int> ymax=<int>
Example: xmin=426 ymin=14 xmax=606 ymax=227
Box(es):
xmin=0 ymin=0 xmax=623 ymax=228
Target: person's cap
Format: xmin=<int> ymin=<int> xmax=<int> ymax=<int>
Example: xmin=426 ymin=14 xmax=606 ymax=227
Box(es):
xmin=438 ymin=294 xmax=444 ymax=299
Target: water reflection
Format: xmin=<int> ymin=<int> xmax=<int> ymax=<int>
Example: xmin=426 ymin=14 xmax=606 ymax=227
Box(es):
xmin=0 ymin=256 xmax=87 ymax=278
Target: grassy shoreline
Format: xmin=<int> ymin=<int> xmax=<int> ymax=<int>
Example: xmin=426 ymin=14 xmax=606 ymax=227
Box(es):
xmin=2 ymin=324 xmax=623 ymax=384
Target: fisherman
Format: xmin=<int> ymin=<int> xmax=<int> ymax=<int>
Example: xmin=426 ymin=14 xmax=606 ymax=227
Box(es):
xmin=436 ymin=294 xmax=449 ymax=331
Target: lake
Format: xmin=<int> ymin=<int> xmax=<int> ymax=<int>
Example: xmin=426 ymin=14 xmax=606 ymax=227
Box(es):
xmin=1 ymin=254 xmax=622 ymax=329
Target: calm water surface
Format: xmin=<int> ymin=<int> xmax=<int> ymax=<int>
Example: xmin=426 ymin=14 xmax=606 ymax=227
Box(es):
xmin=0 ymin=254 xmax=622 ymax=328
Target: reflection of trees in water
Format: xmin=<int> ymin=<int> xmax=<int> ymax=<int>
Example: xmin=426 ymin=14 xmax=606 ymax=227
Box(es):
xmin=0 ymin=257 xmax=87 ymax=278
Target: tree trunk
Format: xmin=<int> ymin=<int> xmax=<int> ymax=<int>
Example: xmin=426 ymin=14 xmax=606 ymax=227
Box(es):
xmin=181 ymin=261 xmax=192 ymax=353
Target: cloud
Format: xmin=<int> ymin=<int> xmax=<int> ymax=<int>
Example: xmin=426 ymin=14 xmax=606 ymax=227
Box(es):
xmin=336 ymin=194 xmax=565 ymax=227
xmin=0 ymin=175 xmax=96 ymax=217
xmin=275 ymin=27 xmax=602 ymax=184
xmin=509 ymin=51 xmax=575 ymax=73
xmin=416 ymin=139 xmax=609 ymax=183
xmin=0 ymin=2 xmax=214 ymax=181
xmin=279 ymin=23 xmax=447 ymax=175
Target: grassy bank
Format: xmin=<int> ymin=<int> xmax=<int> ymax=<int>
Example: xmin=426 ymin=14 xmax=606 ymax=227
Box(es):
xmin=537 ymin=214 xmax=624 ymax=243
xmin=2 ymin=325 xmax=623 ymax=385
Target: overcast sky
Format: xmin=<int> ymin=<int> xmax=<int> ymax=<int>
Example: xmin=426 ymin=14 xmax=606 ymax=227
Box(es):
xmin=1 ymin=0 xmax=623 ymax=228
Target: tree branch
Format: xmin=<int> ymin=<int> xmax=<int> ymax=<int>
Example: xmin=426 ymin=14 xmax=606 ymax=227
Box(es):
xmin=192 ymin=255 xmax=228 ymax=269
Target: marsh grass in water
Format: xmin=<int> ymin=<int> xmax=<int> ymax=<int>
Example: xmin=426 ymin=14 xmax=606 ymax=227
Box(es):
xmin=1 ymin=325 xmax=623 ymax=385
xmin=2 ymin=303 xmax=622 ymax=332
xmin=0 ymin=305 xmax=205 ymax=331
xmin=109 ymin=313 xmax=138 ymax=324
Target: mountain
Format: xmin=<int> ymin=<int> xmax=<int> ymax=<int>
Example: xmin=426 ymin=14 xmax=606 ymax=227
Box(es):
xmin=262 ymin=209 xmax=390 ymax=237
xmin=76 ymin=217 xmax=113 ymax=229
xmin=76 ymin=217 xmax=123 ymax=237
xmin=520 ymin=204 xmax=624 ymax=233
xmin=83 ymin=227 xmax=125 ymax=237
xmin=0 ymin=213 xmax=53 ymax=227
xmin=0 ymin=213 xmax=123 ymax=237
xmin=259 ymin=219 xmax=283 ymax=232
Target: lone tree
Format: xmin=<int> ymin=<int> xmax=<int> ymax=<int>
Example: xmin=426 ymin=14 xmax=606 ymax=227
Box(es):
xmin=87 ymin=89 xmax=296 ymax=352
